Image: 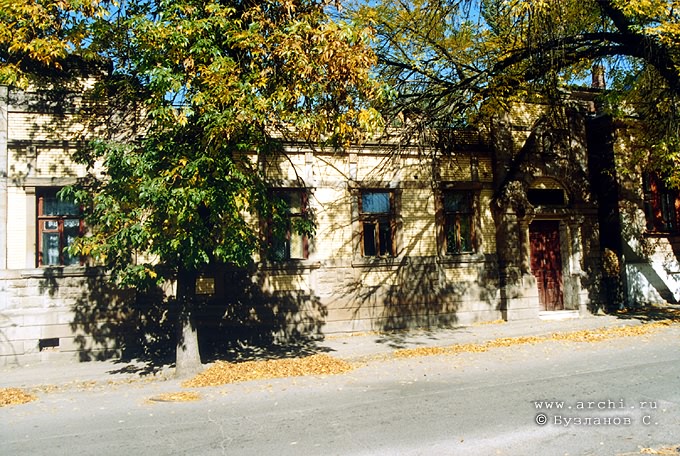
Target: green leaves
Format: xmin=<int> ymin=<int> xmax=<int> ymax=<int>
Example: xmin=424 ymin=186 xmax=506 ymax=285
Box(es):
xmin=50 ymin=0 xmax=382 ymax=288
xmin=0 ymin=0 xmax=112 ymax=86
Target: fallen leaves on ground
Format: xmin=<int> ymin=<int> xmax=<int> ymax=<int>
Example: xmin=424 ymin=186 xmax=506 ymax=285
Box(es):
xmin=0 ymin=388 xmax=37 ymax=407
xmin=183 ymin=354 xmax=354 ymax=388
xmin=394 ymin=320 xmax=675 ymax=359
xmin=550 ymin=321 xmax=671 ymax=342
xmin=639 ymin=445 xmax=680 ymax=455
xmin=472 ymin=319 xmax=506 ymax=326
xmin=148 ymin=391 xmax=201 ymax=402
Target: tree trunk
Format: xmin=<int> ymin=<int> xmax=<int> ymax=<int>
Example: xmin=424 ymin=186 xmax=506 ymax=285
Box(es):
xmin=174 ymin=268 xmax=203 ymax=378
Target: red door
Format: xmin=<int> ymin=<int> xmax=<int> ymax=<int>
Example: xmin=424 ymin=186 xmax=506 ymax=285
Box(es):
xmin=529 ymin=221 xmax=564 ymax=311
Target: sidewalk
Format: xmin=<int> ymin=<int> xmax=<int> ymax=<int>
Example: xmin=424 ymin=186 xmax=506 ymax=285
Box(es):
xmin=0 ymin=314 xmax=644 ymax=390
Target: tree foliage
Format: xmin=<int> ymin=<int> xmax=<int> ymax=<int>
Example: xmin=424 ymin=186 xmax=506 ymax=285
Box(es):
xmin=0 ymin=0 xmax=112 ymax=86
xmin=3 ymin=0 xmax=383 ymax=373
xmin=67 ymin=1 xmax=378 ymax=278
xmin=351 ymin=0 xmax=680 ymax=185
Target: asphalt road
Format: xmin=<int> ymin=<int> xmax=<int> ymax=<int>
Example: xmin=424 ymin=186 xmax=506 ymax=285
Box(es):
xmin=2 ymin=326 xmax=679 ymax=456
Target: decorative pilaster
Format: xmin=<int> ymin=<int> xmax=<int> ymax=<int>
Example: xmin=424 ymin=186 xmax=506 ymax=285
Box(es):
xmin=0 ymin=86 xmax=9 ymax=269
xmin=0 ymin=86 xmax=8 ymax=269
xmin=568 ymin=216 xmax=589 ymax=314
xmin=568 ymin=216 xmax=584 ymax=274
xmin=518 ymin=216 xmax=533 ymax=274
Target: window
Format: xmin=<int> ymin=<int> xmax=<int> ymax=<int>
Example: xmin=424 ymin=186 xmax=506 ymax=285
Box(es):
xmin=37 ymin=189 xmax=82 ymax=266
xmin=442 ymin=190 xmax=474 ymax=254
xmin=268 ymin=189 xmax=308 ymax=261
xmin=527 ymin=188 xmax=566 ymax=206
xmin=359 ymin=190 xmax=395 ymax=257
xmin=643 ymin=173 xmax=680 ymax=233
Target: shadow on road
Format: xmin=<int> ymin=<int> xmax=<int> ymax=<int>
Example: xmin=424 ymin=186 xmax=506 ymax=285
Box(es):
xmin=613 ymin=305 xmax=680 ymax=322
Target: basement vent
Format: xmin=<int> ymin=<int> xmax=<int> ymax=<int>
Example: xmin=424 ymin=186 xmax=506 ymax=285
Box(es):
xmin=39 ymin=338 xmax=60 ymax=351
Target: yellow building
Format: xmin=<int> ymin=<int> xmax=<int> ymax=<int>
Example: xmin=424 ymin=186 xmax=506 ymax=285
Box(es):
xmin=1 ymin=80 xmax=677 ymax=366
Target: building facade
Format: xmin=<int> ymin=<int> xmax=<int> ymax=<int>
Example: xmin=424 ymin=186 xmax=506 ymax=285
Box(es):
xmin=1 ymin=82 xmax=677 ymax=365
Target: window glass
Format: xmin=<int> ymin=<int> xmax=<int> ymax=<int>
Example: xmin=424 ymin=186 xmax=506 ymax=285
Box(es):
xmin=42 ymin=196 xmax=79 ymax=216
xmin=269 ymin=189 xmax=307 ymax=261
xmin=63 ymin=219 xmax=81 ymax=265
xmin=285 ymin=192 xmax=302 ymax=215
xmin=42 ymin=232 xmax=61 ymax=266
xmin=445 ymin=215 xmax=472 ymax=254
xmin=643 ymin=173 xmax=680 ymax=233
xmin=378 ymin=221 xmax=392 ymax=256
xmin=270 ymin=238 xmax=288 ymax=261
xmin=359 ymin=190 xmax=395 ymax=257
xmin=289 ymin=230 xmax=305 ymax=259
xmin=527 ymin=189 xmax=566 ymax=206
xmin=443 ymin=190 xmax=474 ymax=254
xmin=361 ymin=192 xmax=391 ymax=214
xmin=363 ymin=222 xmax=377 ymax=256
xmin=443 ymin=192 xmax=471 ymax=212
xmin=38 ymin=190 xmax=82 ymax=266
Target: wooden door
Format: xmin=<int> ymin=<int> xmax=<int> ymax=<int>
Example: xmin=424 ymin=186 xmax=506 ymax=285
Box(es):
xmin=529 ymin=221 xmax=564 ymax=311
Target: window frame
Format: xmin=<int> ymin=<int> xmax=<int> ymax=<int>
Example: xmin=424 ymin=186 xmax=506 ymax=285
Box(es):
xmin=358 ymin=189 xmax=396 ymax=258
xmin=266 ymin=188 xmax=310 ymax=261
xmin=37 ymin=188 xmax=83 ymax=267
xmin=643 ymin=173 xmax=680 ymax=234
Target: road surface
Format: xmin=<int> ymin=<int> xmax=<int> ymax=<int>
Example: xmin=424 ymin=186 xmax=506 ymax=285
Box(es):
xmin=2 ymin=326 xmax=679 ymax=455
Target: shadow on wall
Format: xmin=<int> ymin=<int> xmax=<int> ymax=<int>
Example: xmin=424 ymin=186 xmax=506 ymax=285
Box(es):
xmin=623 ymin=241 xmax=679 ymax=305
xmin=617 ymin=192 xmax=680 ymax=306
xmin=582 ymin=222 xmax=609 ymax=314
xmin=198 ymin=265 xmax=329 ymax=363
xmin=339 ymin=193 xmax=501 ymax=334
xmin=344 ymin=257 xmax=501 ymax=336
xmin=0 ymin=311 xmax=21 ymax=365
xmin=587 ymin=114 xmax=680 ymax=310
xmin=38 ymin=264 xmax=329 ymax=372
xmin=492 ymin=110 xmax=607 ymax=315
xmin=34 ymin=267 xmax=140 ymax=362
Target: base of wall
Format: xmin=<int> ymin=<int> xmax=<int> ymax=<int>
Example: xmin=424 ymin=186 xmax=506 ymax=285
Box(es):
xmin=321 ymin=309 xmax=504 ymax=334
xmin=504 ymin=306 xmax=540 ymax=320
xmin=538 ymin=310 xmax=580 ymax=321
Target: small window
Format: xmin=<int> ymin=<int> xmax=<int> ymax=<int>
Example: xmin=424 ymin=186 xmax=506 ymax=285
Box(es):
xmin=268 ymin=189 xmax=308 ymax=261
xmin=360 ymin=190 xmax=395 ymax=257
xmin=527 ymin=188 xmax=566 ymax=206
xmin=643 ymin=173 xmax=680 ymax=233
xmin=37 ymin=189 xmax=82 ymax=266
xmin=443 ymin=190 xmax=474 ymax=254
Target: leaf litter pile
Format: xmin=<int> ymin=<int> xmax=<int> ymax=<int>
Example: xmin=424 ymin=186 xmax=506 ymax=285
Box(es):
xmin=639 ymin=446 xmax=680 ymax=455
xmin=149 ymin=391 xmax=201 ymax=403
xmin=394 ymin=320 xmax=675 ymax=358
xmin=183 ymin=354 xmax=353 ymax=388
xmin=0 ymin=388 xmax=37 ymax=407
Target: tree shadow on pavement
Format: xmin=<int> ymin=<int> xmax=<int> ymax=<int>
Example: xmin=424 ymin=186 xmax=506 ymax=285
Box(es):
xmin=372 ymin=326 xmax=469 ymax=350
xmin=612 ymin=304 xmax=680 ymax=323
